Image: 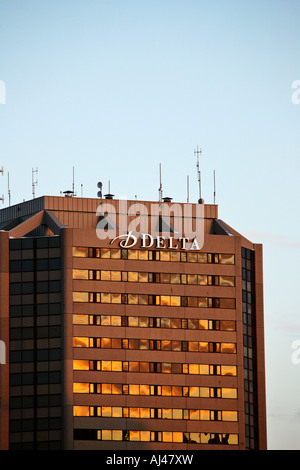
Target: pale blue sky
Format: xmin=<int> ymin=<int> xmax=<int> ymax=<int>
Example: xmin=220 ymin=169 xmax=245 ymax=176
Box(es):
xmin=1 ymin=0 xmax=300 ymax=449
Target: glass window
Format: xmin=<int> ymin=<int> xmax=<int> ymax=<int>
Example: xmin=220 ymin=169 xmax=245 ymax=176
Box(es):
xmin=139 ymin=317 xmax=149 ymax=327
xmin=188 ymin=319 xmax=198 ymax=330
xmin=130 ymin=408 xmax=139 ymax=418
xmin=112 ymin=407 xmax=122 ymax=418
xmin=198 ymin=275 xmax=208 ymax=285
xmin=189 ymin=342 xmax=198 ymax=352
xmin=140 ymin=408 xmax=150 ymax=419
xmin=128 ymin=271 xmax=138 ymax=282
xmin=111 ymin=249 xmax=121 ymax=259
xmin=161 ymin=340 xmax=171 ymax=351
xmin=113 ymin=383 xmax=122 ymax=395
xmin=160 ymin=251 xmax=170 ymax=262
xmin=102 ymin=384 xmax=112 ymax=394
xmin=73 ymin=360 xmax=89 ymax=370
xmin=101 ymin=338 xmax=111 ymax=348
xmin=111 ymin=293 xmax=121 ymax=304
xmin=73 ymin=292 xmax=89 ymax=303
xmin=160 ymin=273 xmax=170 ymax=283
xmin=101 ymin=271 xmax=111 ymax=281
xmin=199 ymin=319 xmax=208 ymax=330
xmin=128 ymin=250 xmax=138 ymax=259
xmin=102 ymin=430 xmax=112 ymax=440
xmin=129 ymin=384 xmax=139 ymax=395
xmin=128 ymin=294 xmax=138 ymax=305
xmin=111 ymin=316 xmax=121 ymax=326
xmin=200 ymin=410 xmax=210 ymax=421
xmin=101 ymin=293 xmax=111 ymax=303
xmin=197 ymin=253 xmax=207 ymax=263
xmin=138 ymin=272 xmax=148 ymax=282
xmin=188 ymin=274 xmax=198 ymax=285
xmin=170 ymin=318 xmax=181 ymax=328
xmin=221 ymin=365 xmax=237 ymax=376
xmin=187 ymin=252 xmax=197 ymax=263
xmin=171 ymin=296 xmax=180 ymax=306
xmin=170 ymin=273 xmax=180 ymax=283
xmin=198 ymin=297 xmax=208 ymax=308
xmin=73 ymin=383 xmax=89 ymax=393
xmin=73 ymin=247 xmax=88 ymax=257
xmin=101 ymin=248 xmax=110 ymax=258
xmin=220 ymin=320 xmax=235 ymax=331
xmin=222 ymin=411 xmax=238 ymax=422
xmin=170 ymin=252 xmax=180 ymax=262
xmin=219 ymin=254 xmax=235 ymax=264
xmin=190 ymin=409 xmax=200 ymax=420
xmin=138 ymin=251 xmax=148 ymax=261
xmin=73 ymin=406 xmax=90 ymax=416
xmin=160 ymin=296 xmax=170 ymax=306
xmin=138 ymin=294 xmax=148 ymax=305
xmin=101 ymin=361 xmax=111 ymax=371
xmin=162 ymin=432 xmax=172 ymax=442
xmin=219 ymin=276 xmax=235 ymax=287
xmin=101 ymin=315 xmax=110 ymax=325
xmin=221 ymin=343 xmax=236 ymax=354
xmin=200 ymin=364 xmax=209 ymax=375
xmin=189 ymin=364 xmax=199 ymax=375
xmin=73 ymin=337 xmax=89 ymax=348
xmin=222 ymin=388 xmax=237 ymax=399
xmin=219 ymin=298 xmax=236 ymax=309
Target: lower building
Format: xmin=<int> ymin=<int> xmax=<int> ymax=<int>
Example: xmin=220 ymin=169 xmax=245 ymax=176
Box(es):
xmin=0 ymin=195 xmax=267 ymax=449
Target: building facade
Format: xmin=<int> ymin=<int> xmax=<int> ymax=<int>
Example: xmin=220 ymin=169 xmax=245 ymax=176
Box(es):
xmin=0 ymin=195 xmax=267 ymax=450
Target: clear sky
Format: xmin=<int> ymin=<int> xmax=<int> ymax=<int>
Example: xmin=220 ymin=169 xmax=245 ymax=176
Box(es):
xmin=1 ymin=0 xmax=300 ymax=449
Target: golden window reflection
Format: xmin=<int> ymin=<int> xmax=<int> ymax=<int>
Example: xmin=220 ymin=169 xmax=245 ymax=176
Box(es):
xmin=73 ymin=314 xmax=88 ymax=325
xmin=73 ymin=382 xmax=89 ymax=393
xmin=73 ymin=360 xmax=89 ymax=370
xmin=73 ymin=269 xmax=88 ymax=280
xmin=73 ymin=406 xmax=89 ymax=416
xmin=73 ymin=337 xmax=89 ymax=348
xmin=73 ymin=292 xmax=89 ymax=303
xmin=73 ymin=247 xmax=88 ymax=257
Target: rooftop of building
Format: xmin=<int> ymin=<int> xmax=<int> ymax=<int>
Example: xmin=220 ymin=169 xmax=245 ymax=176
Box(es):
xmin=0 ymin=194 xmax=254 ymax=248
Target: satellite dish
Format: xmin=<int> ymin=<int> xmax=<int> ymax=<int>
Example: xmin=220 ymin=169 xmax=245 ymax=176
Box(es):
xmin=97 ymin=182 xmax=102 ymax=198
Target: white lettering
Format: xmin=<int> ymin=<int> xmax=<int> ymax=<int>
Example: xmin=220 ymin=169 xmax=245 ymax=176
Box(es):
xmin=292 ymin=80 xmax=300 ymax=104
xmin=156 ymin=236 xmax=165 ymax=248
xmin=141 ymin=233 xmax=154 ymax=248
xmin=291 ymin=340 xmax=300 ymax=365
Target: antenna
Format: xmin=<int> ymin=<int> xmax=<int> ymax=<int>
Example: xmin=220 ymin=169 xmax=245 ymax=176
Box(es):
xmin=187 ymin=175 xmax=189 ymax=203
xmin=213 ymin=170 xmax=216 ymax=204
xmin=0 ymin=166 xmax=3 ymax=204
xmin=194 ymin=146 xmax=203 ymax=203
xmin=158 ymin=163 xmax=163 ymax=201
xmin=32 ymin=167 xmax=38 ymax=199
xmin=73 ymin=166 xmax=75 ymax=195
xmin=8 ymin=172 xmax=11 ymax=206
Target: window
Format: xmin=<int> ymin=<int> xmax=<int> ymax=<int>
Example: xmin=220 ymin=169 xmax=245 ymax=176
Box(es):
xmin=73 ymin=247 xmax=88 ymax=257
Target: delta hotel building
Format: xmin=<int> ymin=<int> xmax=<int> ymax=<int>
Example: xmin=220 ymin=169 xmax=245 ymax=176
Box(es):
xmin=0 ymin=189 xmax=267 ymax=450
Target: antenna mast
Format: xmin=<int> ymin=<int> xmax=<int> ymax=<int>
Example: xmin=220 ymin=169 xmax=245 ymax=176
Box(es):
xmin=158 ymin=163 xmax=163 ymax=201
xmin=213 ymin=170 xmax=216 ymax=204
xmin=0 ymin=166 xmax=4 ymax=204
xmin=32 ymin=167 xmax=38 ymax=199
xmin=194 ymin=146 xmax=203 ymax=203
xmin=187 ymin=175 xmax=189 ymax=203
xmin=8 ymin=172 xmax=11 ymax=206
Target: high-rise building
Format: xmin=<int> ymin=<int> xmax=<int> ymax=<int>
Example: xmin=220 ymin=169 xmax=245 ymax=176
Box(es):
xmin=0 ymin=194 xmax=267 ymax=450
